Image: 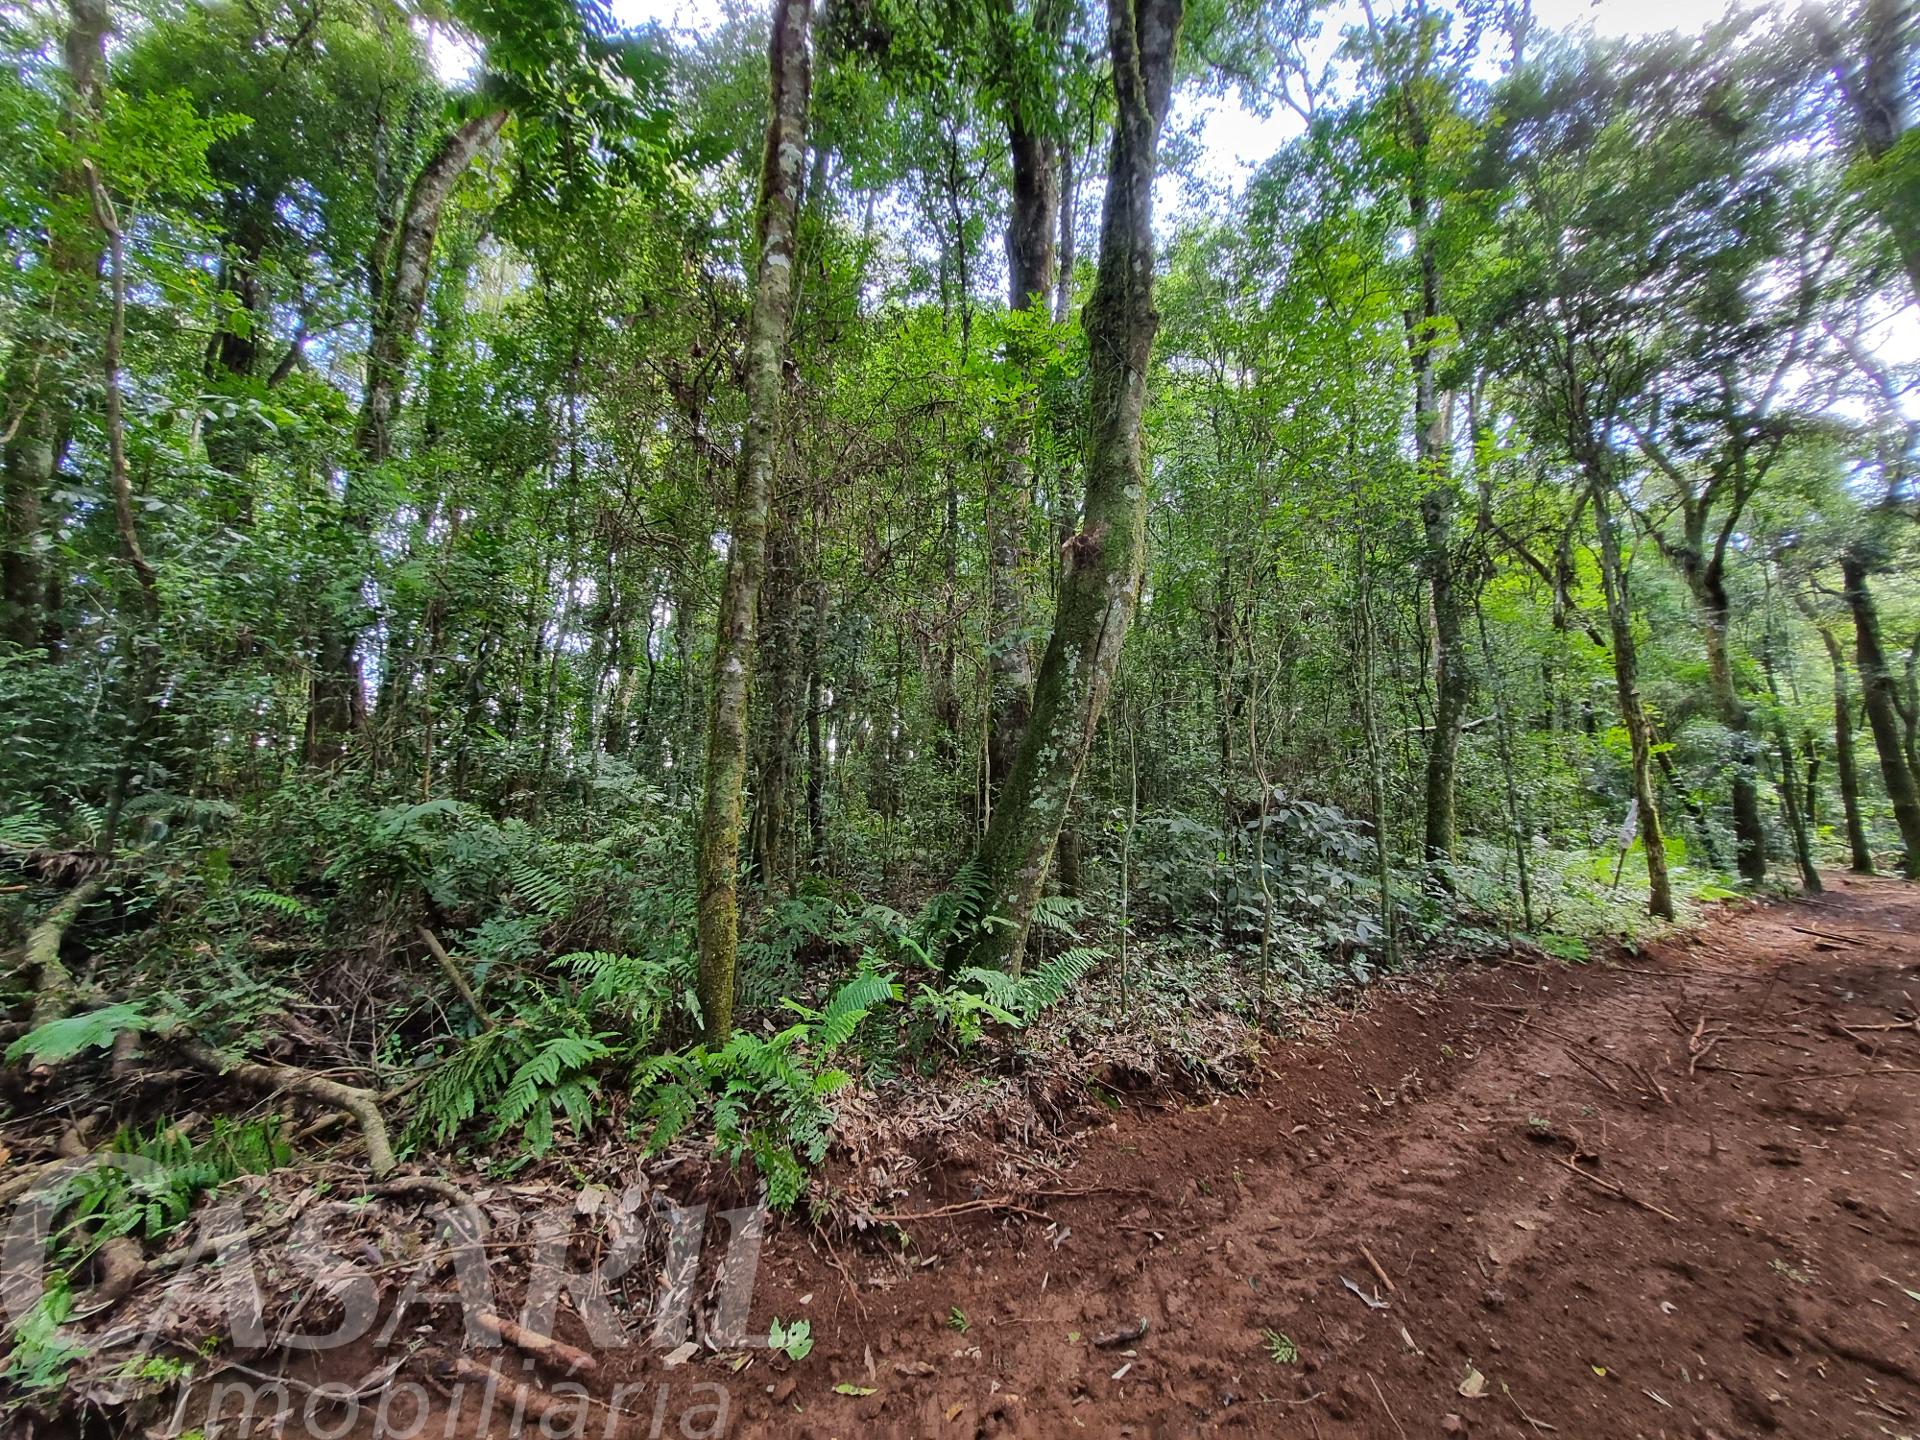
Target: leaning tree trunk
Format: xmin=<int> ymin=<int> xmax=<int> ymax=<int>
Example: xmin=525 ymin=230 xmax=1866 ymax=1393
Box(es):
xmin=307 ymin=108 xmax=506 ymax=763
xmin=1817 ymin=623 xmax=1875 ymax=873
xmin=1591 ymin=481 xmax=1674 ymax=921
xmin=1842 ymin=546 xmax=1920 ymax=877
xmin=694 ymin=0 xmax=814 ymax=1040
xmin=955 ymin=0 xmax=1184 ymax=974
xmin=1 ymin=0 xmax=107 ymax=653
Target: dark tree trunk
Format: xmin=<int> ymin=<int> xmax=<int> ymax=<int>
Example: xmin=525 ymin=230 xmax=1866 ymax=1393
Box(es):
xmin=956 ymin=0 xmax=1183 ymax=973
xmin=1842 ymin=546 xmax=1920 ymax=876
xmin=1817 ymin=623 xmax=1875 ymax=873
xmin=1 ymin=0 xmax=107 ymax=653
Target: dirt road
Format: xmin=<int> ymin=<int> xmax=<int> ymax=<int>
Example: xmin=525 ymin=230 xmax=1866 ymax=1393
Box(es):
xmin=730 ymin=878 xmax=1920 ymax=1438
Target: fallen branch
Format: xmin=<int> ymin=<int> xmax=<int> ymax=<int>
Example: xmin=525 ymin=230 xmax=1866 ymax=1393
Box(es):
xmin=1781 ymin=1067 xmax=1920 ymax=1084
xmin=176 ymin=1040 xmax=395 ymax=1176
xmin=13 ymin=873 xmax=110 ymax=1029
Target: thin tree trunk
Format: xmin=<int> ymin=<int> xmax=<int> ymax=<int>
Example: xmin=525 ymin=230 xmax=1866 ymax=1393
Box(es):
xmin=1591 ymin=481 xmax=1674 ymax=920
xmin=694 ymin=0 xmax=813 ymax=1040
xmin=953 ymin=0 xmax=1183 ymax=975
xmin=1818 ymin=622 xmax=1875 ymax=873
xmin=307 ymin=108 xmax=505 ymax=763
xmin=88 ymin=167 xmax=162 ymax=854
xmin=1842 ymin=546 xmax=1920 ymax=877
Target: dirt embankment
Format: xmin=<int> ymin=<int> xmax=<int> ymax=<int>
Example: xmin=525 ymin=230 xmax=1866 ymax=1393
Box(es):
xmin=725 ymin=877 xmax=1920 ymax=1438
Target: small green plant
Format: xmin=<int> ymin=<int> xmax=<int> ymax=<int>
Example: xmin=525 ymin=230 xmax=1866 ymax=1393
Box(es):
xmin=768 ymin=1317 xmax=812 ymax=1361
xmin=1263 ymin=1330 xmax=1298 ymax=1365
xmin=948 ymin=1306 xmax=969 ymax=1333
xmin=1533 ymin=932 xmax=1590 ymax=963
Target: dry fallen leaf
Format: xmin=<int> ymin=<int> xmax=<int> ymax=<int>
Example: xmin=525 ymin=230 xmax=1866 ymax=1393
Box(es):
xmin=1459 ymin=1366 xmax=1487 ymax=1399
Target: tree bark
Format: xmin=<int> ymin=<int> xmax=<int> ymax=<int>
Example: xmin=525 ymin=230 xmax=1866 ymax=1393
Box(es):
xmin=1817 ymin=622 xmax=1875 ymax=873
xmin=955 ymin=0 xmax=1183 ymax=974
xmin=695 ymin=0 xmax=813 ymax=1039
xmin=1842 ymin=546 xmax=1920 ymax=877
xmin=1591 ymin=481 xmax=1674 ymax=920
xmin=985 ymin=0 xmax=1066 ymax=793
xmin=1 ymin=0 xmax=107 ymax=653
xmin=1694 ymin=564 xmax=1768 ymax=885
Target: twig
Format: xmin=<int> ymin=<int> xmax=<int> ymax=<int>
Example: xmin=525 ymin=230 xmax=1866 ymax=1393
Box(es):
xmin=1367 ymin=1373 xmax=1408 ymax=1440
xmin=1560 ymin=1157 xmax=1681 ymax=1224
xmin=1359 ymin=1243 xmax=1397 ymax=1294
xmin=1562 ymin=1047 xmax=1623 ymax=1097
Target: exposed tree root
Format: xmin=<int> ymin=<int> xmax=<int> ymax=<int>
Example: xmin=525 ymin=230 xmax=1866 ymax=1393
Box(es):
xmin=175 ymin=1040 xmax=396 ymax=1176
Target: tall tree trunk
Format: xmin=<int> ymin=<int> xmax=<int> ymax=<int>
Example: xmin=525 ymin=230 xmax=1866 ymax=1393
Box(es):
xmin=985 ymin=0 xmax=1065 ymax=792
xmin=1 ymin=0 xmax=107 ymax=653
xmin=1695 ymin=566 xmax=1769 ymax=885
xmin=694 ymin=0 xmax=813 ymax=1040
xmin=1405 ymin=102 xmax=1468 ymax=881
xmin=955 ymin=0 xmax=1183 ymax=974
xmin=306 ymin=108 xmax=505 ymax=763
xmin=1818 ymin=623 xmax=1875 ymax=872
xmin=1841 ymin=546 xmax=1920 ymax=877
xmin=1591 ymin=481 xmax=1674 ymax=920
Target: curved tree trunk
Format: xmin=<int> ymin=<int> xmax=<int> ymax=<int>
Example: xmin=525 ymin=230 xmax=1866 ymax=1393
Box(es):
xmin=307 ymin=108 xmax=506 ymax=763
xmin=956 ymin=0 xmax=1184 ymax=974
xmin=1696 ymin=570 xmax=1768 ymax=885
xmin=695 ymin=0 xmax=814 ymax=1040
xmin=1842 ymin=546 xmax=1920 ymax=877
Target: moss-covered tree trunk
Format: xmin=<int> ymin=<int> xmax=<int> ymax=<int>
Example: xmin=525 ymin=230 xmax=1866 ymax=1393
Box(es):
xmin=1 ymin=0 xmax=107 ymax=654
xmin=1592 ymin=481 xmax=1675 ymax=921
xmin=956 ymin=0 xmax=1182 ymax=974
xmin=1842 ymin=546 xmax=1920 ymax=878
xmin=695 ymin=0 xmax=813 ymax=1039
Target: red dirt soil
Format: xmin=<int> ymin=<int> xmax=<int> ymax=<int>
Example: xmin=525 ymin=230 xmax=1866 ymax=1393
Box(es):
xmin=717 ymin=877 xmax=1920 ymax=1439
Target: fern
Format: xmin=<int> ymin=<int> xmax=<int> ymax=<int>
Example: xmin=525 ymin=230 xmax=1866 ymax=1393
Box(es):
xmin=1018 ymin=945 xmax=1105 ymax=1015
xmin=241 ymin=888 xmax=324 ymax=926
xmin=409 ymin=1006 xmax=610 ymax=1157
xmin=1030 ymin=893 xmax=1088 ymax=938
xmin=507 ymin=852 xmax=572 ymax=917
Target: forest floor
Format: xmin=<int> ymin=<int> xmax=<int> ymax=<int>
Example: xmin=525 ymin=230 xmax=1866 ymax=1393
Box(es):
xmin=709 ymin=875 xmax=1920 ymax=1439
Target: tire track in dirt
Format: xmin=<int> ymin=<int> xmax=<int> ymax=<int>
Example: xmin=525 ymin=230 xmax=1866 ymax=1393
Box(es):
xmin=732 ymin=877 xmax=1920 ymax=1438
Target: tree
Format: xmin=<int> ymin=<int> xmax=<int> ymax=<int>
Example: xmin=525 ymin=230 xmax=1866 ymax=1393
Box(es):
xmin=957 ymin=0 xmax=1184 ymax=973
xmin=695 ymin=0 xmax=815 ymax=1040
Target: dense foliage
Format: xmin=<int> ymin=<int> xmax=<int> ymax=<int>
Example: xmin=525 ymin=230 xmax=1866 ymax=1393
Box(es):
xmin=2 ymin=0 xmax=1916 ymax=1216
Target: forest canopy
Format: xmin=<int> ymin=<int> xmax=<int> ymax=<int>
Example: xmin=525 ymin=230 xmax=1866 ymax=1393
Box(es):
xmin=1 ymin=0 xmax=1917 ymax=1249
